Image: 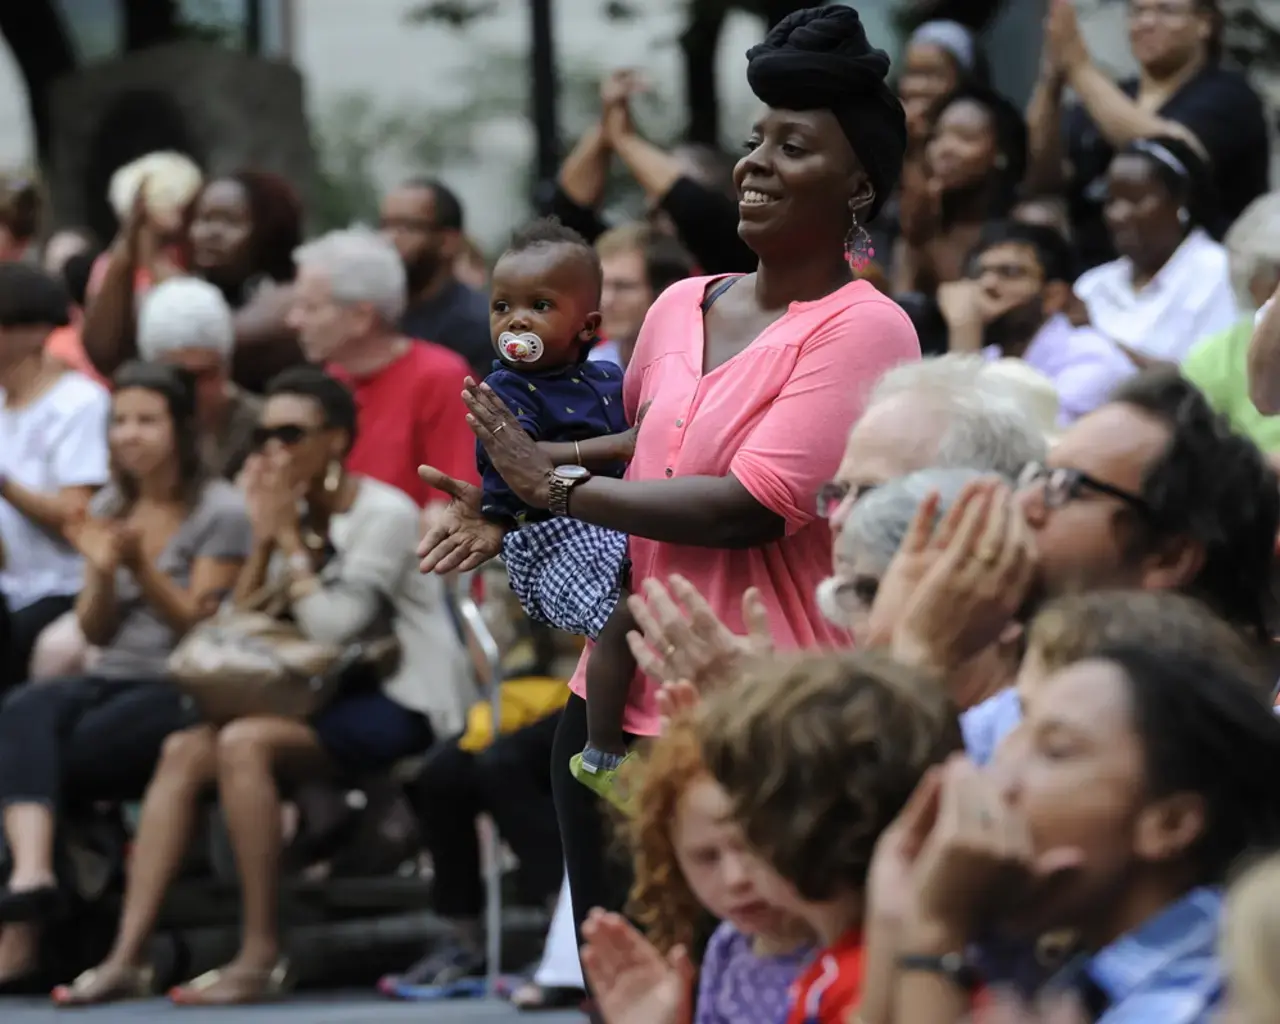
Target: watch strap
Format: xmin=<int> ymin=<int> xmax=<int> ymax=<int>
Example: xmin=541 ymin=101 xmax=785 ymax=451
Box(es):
xmin=548 ymin=469 xmax=589 ymax=517
xmin=897 ymin=952 xmax=982 ymax=993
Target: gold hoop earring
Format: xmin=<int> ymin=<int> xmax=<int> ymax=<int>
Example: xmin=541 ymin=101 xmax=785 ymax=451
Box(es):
xmin=324 ymin=459 xmax=342 ymax=494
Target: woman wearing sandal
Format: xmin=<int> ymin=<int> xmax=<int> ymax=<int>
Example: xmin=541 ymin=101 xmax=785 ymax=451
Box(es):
xmin=0 ymin=362 xmax=249 ymax=994
xmin=54 ymin=366 xmax=472 ymax=1006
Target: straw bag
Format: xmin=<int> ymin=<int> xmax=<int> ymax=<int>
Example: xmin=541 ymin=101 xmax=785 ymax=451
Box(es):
xmin=168 ymin=576 xmax=400 ymax=726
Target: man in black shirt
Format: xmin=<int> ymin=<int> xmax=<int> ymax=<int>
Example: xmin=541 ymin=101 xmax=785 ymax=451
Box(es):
xmin=379 ymin=178 xmax=492 ymax=377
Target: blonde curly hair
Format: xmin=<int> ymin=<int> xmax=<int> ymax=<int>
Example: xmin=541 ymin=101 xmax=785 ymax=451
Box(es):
xmin=624 ymin=714 xmax=713 ymax=957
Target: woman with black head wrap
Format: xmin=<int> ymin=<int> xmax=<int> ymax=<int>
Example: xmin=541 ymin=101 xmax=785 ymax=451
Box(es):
xmin=1074 ymin=134 xmax=1237 ymax=365
xmin=414 ymin=6 xmax=921 ymax=1001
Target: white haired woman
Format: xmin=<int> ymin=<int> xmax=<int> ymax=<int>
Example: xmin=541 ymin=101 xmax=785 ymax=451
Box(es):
xmin=1183 ymin=192 xmax=1280 ymax=451
xmin=30 ymin=277 xmax=263 ymax=681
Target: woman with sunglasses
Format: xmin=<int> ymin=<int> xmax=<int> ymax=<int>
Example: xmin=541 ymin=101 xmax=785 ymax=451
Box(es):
xmin=0 ymin=361 xmax=250 ymax=993
xmin=55 ymin=365 xmax=473 ymax=1007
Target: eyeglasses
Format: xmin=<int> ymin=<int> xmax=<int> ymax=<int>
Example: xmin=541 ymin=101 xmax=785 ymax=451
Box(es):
xmin=816 ymin=481 xmax=878 ymax=519
xmin=1017 ymin=462 xmax=1149 ymax=514
xmin=250 ymin=423 xmax=313 ymax=450
xmin=969 ymin=262 xmax=1037 ymax=283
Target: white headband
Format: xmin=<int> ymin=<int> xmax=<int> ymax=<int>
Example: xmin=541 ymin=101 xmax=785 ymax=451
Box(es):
xmin=1131 ymin=139 xmax=1191 ymax=182
xmin=909 ymin=20 xmax=977 ymax=72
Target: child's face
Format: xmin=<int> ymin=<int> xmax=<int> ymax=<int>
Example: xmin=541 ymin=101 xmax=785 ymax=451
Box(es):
xmin=672 ymin=775 xmax=797 ymax=939
xmin=489 ymin=243 xmax=602 ymax=371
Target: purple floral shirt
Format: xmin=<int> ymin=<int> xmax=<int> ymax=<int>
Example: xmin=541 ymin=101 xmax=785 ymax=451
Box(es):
xmin=695 ymin=921 xmax=811 ymax=1024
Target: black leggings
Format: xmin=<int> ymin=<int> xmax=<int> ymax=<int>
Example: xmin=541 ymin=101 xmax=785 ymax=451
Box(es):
xmin=0 ymin=675 xmax=193 ymax=809
xmin=0 ymin=594 xmax=75 ymax=695
xmin=550 ymin=694 xmax=637 ymax=955
xmin=410 ymin=710 xmax=563 ymax=919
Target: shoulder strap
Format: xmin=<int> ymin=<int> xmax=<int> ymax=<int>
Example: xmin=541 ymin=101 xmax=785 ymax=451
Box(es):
xmin=700 ymin=277 xmax=738 ymax=314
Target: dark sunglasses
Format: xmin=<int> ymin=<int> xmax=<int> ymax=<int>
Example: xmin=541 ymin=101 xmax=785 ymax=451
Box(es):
xmin=1017 ymin=462 xmax=1150 ymax=515
xmin=251 ymin=423 xmax=313 ymax=450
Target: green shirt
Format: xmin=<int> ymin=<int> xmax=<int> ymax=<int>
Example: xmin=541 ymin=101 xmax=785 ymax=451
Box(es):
xmin=1182 ymin=316 xmax=1280 ymax=453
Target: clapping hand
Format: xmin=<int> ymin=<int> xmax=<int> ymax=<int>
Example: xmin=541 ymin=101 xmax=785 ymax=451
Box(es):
xmin=68 ymin=516 xmax=125 ymax=576
xmin=905 ymin=756 xmax=1083 ymax=942
xmin=892 ymin=480 xmax=1038 ymax=676
xmin=600 ymin=68 xmax=647 ymax=143
xmin=1044 ymin=0 xmax=1090 ymax=77
xmin=864 ymin=480 xmax=990 ymax=649
xmin=656 ymin=679 xmax=701 ymax=731
xmin=626 ymin=575 xmax=774 ymax=692
xmin=242 ymin=453 xmax=301 ymax=545
xmin=581 ymin=910 xmax=693 ymax=1024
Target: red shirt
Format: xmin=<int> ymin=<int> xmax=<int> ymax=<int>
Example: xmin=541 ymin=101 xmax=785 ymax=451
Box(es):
xmin=785 ymin=932 xmax=865 ymax=1024
xmin=332 ymin=341 xmax=479 ymax=506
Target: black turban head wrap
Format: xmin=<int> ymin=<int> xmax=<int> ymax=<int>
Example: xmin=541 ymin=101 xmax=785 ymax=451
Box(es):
xmin=745 ymin=5 xmax=906 ymax=224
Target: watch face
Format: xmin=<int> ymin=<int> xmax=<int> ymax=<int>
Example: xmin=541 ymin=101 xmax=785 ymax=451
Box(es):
xmin=556 ymin=465 xmax=591 ymax=481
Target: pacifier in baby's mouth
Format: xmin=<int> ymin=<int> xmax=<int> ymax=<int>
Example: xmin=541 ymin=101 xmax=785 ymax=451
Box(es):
xmin=498 ymin=331 xmax=545 ymax=363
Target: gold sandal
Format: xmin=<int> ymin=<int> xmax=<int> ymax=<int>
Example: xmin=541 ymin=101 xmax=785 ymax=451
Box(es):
xmin=168 ymin=958 xmax=292 ymax=1006
xmin=51 ymin=964 xmax=156 ymax=1006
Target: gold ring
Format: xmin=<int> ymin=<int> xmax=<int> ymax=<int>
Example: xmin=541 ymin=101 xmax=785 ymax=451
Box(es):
xmin=664 ymin=644 xmax=677 ymax=658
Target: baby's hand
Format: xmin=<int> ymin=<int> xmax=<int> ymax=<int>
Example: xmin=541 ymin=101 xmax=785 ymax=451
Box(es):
xmin=616 ymin=401 xmax=653 ymax=462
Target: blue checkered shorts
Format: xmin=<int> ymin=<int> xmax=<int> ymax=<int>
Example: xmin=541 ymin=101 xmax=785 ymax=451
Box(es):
xmin=501 ymin=519 xmax=629 ymax=640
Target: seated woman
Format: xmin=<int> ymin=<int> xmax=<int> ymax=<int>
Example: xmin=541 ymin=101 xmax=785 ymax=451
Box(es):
xmin=1073 ymin=136 xmax=1238 ymax=365
xmin=55 ymin=365 xmax=473 ymax=1007
xmin=0 ymin=361 xmax=249 ymax=991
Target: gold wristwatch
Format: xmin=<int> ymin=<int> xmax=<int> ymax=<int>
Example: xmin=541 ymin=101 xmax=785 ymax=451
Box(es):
xmin=548 ymin=465 xmax=591 ymax=517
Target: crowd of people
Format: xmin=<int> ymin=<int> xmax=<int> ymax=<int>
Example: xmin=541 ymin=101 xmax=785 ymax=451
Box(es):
xmin=0 ymin=1 xmax=1278 ymax=1021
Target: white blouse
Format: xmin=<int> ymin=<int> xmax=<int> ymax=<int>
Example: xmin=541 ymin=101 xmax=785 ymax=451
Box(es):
xmin=1074 ymin=228 xmax=1239 ymax=363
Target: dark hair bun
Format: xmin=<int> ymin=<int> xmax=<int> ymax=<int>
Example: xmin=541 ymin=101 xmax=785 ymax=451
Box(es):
xmin=746 ymin=6 xmax=891 ymax=112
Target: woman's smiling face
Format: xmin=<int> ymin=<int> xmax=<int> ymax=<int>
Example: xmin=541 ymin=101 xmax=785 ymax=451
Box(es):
xmin=733 ymin=106 xmax=865 ymax=254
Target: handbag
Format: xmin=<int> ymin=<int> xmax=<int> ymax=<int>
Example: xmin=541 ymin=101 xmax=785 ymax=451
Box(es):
xmin=167 ymin=575 xmax=400 ymax=726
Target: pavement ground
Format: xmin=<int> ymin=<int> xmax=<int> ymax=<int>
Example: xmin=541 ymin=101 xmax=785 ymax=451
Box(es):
xmin=0 ymin=993 xmax=582 ymax=1022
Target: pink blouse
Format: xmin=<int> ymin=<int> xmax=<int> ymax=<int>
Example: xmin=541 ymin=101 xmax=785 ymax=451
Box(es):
xmin=567 ymin=275 xmax=921 ymax=736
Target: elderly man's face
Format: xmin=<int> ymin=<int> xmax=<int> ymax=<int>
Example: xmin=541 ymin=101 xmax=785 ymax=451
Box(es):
xmin=287 ymin=266 xmax=365 ymax=365
xmin=826 ymin=394 xmax=946 ymax=536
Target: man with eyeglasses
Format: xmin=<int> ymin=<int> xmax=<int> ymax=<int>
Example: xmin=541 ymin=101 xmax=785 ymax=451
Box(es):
xmin=938 ymin=221 xmax=1134 ymax=424
xmin=955 ymin=365 xmax=1279 ymax=764
xmin=1016 ymin=368 xmax=1275 ymax=637
xmin=819 ymin=355 xmax=1050 ymax=536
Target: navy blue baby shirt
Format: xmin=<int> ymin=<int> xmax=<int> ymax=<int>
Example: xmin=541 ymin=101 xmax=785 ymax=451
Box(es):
xmin=479 ymin=359 xmax=629 ymax=524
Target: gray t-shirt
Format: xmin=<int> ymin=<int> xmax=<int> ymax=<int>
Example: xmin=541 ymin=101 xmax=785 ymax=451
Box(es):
xmin=90 ymin=478 xmax=252 ymax=680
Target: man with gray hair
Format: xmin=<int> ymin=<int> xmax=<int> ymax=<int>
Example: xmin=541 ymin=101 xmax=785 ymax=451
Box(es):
xmin=821 ymin=354 xmax=1050 ymax=535
xmin=287 ymin=226 xmax=478 ymax=508
xmin=136 ymin=275 xmax=261 ymax=480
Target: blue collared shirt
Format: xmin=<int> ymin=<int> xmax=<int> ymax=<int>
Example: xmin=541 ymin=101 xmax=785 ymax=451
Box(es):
xmin=960 ymin=688 xmax=1023 ymax=766
xmin=1053 ymin=887 xmax=1224 ymax=1023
